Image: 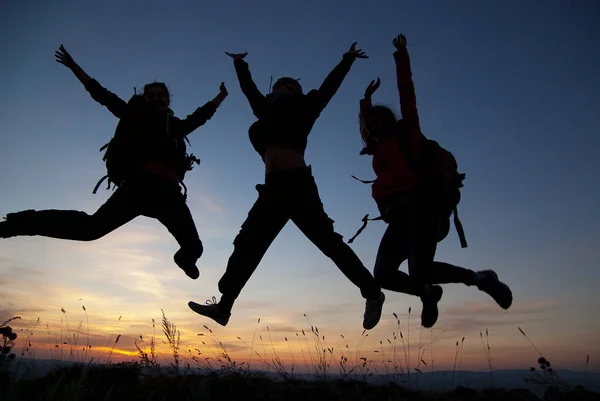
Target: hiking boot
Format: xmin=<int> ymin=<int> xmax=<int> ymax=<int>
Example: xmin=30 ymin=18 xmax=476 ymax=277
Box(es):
xmin=420 ymin=285 xmax=443 ymax=328
xmin=188 ymin=297 xmax=231 ymax=326
xmin=363 ymin=291 xmax=385 ymax=330
xmin=1 ymin=210 xmax=37 ymax=238
xmin=476 ymin=270 xmax=513 ymax=309
xmin=174 ymin=249 xmax=200 ymax=280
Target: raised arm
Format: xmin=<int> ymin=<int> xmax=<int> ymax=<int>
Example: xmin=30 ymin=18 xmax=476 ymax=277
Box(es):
xmin=393 ymin=34 xmax=422 ymax=157
xmin=360 ymin=77 xmax=380 ymax=118
xmin=55 ymin=45 xmax=127 ymax=119
xmin=311 ymin=42 xmax=367 ymax=112
xmin=358 ymin=78 xmax=380 ymax=154
xmin=225 ymin=52 xmax=268 ymax=118
xmin=394 ymin=35 xmax=420 ymax=130
xmin=175 ymin=82 xmax=228 ymax=137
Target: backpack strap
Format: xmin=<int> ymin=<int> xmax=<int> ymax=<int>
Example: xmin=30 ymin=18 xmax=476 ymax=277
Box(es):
xmin=347 ymin=214 xmax=384 ymax=244
xmin=351 ymin=175 xmax=376 ymax=184
xmin=92 ymin=175 xmax=110 ymax=194
xmin=453 ymin=205 xmax=468 ymax=248
xmin=179 ymin=180 xmax=188 ymax=202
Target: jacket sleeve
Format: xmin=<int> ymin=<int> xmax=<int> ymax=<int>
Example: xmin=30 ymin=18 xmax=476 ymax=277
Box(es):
xmin=233 ymin=58 xmax=268 ymax=118
xmin=394 ymin=48 xmax=422 ymax=157
xmin=359 ymin=97 xmax=372 ymax=118
xmin=311 ymin=53 xmax=357 ymax=112
xmin=173 ymin=101 xmax=218 ymax=137
xmin=84 ymin=79 xmax=128 ymax=119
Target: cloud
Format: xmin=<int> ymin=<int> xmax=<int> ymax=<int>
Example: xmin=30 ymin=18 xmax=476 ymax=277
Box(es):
xmin=216 ymin=342 xmax=248 ymax=353
xmin=444 ymin=299 xmax=560 ymax=317
xmin=262 ymin=325 xmax=302 ymax=333
xmin=0 ymin=307 xmax=46 ymax=322
xmin=194 ymin=193 xmax=226 ymax=214
xmin=435 ymin=313 xmax=547 ymax=334
xmin=122 ymin=270 xmax=169 ymax=300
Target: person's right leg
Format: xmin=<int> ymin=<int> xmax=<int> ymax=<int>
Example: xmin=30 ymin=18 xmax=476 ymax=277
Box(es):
xmin=0 ymin=184 xmax=140 ymax=241
xmin=188 ymin=184 xmax=289 ymax=325
xmin=289 ymin=172 xmax=384 ymax=330
xmin=371 ymin=204 xmax=444 ymax=329
xmin=373 ymin=222 xmax=421 ymax=295
xmin=147 ymin=182 xmax=204 ymax=280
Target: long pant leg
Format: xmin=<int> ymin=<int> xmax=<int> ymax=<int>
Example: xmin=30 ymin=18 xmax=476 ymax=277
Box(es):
xmin=144 ymin=182 xmax=203 ymax=262
xmin=217 ymin=184 xmax=289 ymax=307
xmin=373 ymin=222 xmax=423 ymax=296
xmin=5 ymin=184 xmax=141 ymax=241
xmin=407 ymin=199 xmax=476 ymax=286
xmin=290 ymin=176 xmax=381 ymax=301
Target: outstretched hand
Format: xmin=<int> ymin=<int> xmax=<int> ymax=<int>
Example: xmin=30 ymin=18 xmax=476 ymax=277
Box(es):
xmin=55 ymin=45 xmax=76 ymax=68
xmin=364 ymin=77 xmax=381 ymax=99
xmin=347 ymin=42 xmax=368 ymax=59
xmin=393 ymin=34 xmax=407 ymax=50
xmin=211 ymin=81 xmax=229 ymax=107
xmin=225 ymin=51 xmax=248 ymax=60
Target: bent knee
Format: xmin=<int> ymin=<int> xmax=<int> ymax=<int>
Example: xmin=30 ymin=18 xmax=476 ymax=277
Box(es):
xmin=373 ymin=268 xmax=391 ymax=285
xmin=79 ymin=215 xmax=113 ymax=241
xmin=182 ymin=239 xmax=203 ymax=260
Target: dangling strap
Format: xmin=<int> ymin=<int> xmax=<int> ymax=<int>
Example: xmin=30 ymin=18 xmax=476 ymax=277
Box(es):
xmin=93 ymin=175 xmax=110 ymax=194
xmin=453 ymin=206 xmax=468 ymax=248
xmin=348 ymin=214 xmax=384 ymax=244
xmin=180 ymin=181 xmax=188 ymax=202
xmin=351 ymin=175 xmax=376 ymax=184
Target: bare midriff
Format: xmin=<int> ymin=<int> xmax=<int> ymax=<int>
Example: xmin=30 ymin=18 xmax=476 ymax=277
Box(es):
xmin=264 ymin=144 xmax=307 ymax=174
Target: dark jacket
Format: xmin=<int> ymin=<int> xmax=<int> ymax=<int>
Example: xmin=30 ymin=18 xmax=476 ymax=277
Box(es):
xmin=84 ymin=79 xmax=217 ymax=179
xmin=232 ymin=53 xmax=357 ymax=161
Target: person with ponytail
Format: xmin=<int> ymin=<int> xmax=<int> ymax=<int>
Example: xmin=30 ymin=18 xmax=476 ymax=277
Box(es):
xmin=356 ymin=34 xmax=512 ymax=328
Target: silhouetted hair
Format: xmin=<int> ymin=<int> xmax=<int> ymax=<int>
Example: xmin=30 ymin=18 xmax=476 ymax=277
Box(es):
xmin=274 ymin=77 xmax=303 ymax=94
xmin=363 ymin=105 xmax=398 ymax=131
xmin=143 ymin=82 xmax=171 ymax=103
xmin=359 ymin=105 xmax=402 ymax=155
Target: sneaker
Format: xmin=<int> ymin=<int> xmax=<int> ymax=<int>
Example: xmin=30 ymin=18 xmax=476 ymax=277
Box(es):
xmin=174 ymin=249 xmax=200 ymax=280
xmin=476 ymin=270 xmax=513 ymax=309
xmin=188 ymin=297 xmax=231 ymax=326
xmin=363 ymin=291 xmax=385 ymax=330
xmin=420 ymin=285 xmax=443 ymax=328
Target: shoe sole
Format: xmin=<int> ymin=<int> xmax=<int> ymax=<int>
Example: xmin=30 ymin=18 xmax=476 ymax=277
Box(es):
xmin=363 ymin=292 xmax=385 ymax=330
xmin=421 ymin=286 xmax=443 ymax=328
xmin=188 ymin=301 xmax=230 ymax=326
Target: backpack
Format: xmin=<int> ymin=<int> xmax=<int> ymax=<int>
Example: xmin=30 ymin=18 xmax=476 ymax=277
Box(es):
xmin=348 ymin=137 xmax=468 ymax=248
xmin=92 ymin=94 xmax=201 ymax=199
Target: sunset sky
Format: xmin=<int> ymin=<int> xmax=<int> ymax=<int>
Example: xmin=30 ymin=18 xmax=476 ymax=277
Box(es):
xmin=1 ymin=0 xmax=599 ymax=373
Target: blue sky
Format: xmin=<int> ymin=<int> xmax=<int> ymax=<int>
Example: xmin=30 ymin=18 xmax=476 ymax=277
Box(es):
xmin=1 ymin=0 xmax=599 ymax=371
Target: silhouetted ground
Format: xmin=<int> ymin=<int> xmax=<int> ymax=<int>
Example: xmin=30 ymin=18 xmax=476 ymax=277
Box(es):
xmin=2 ymin=363 xmax=599 ymax=401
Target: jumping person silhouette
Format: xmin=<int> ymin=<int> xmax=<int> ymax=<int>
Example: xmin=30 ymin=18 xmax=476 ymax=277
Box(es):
xmin=0 ymin=45 xmax=228 ymax=280
xmin=356 ymin=35 xmax=512 ymax=328
xmin=188 ymin=42 xmax=385 ymax=330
